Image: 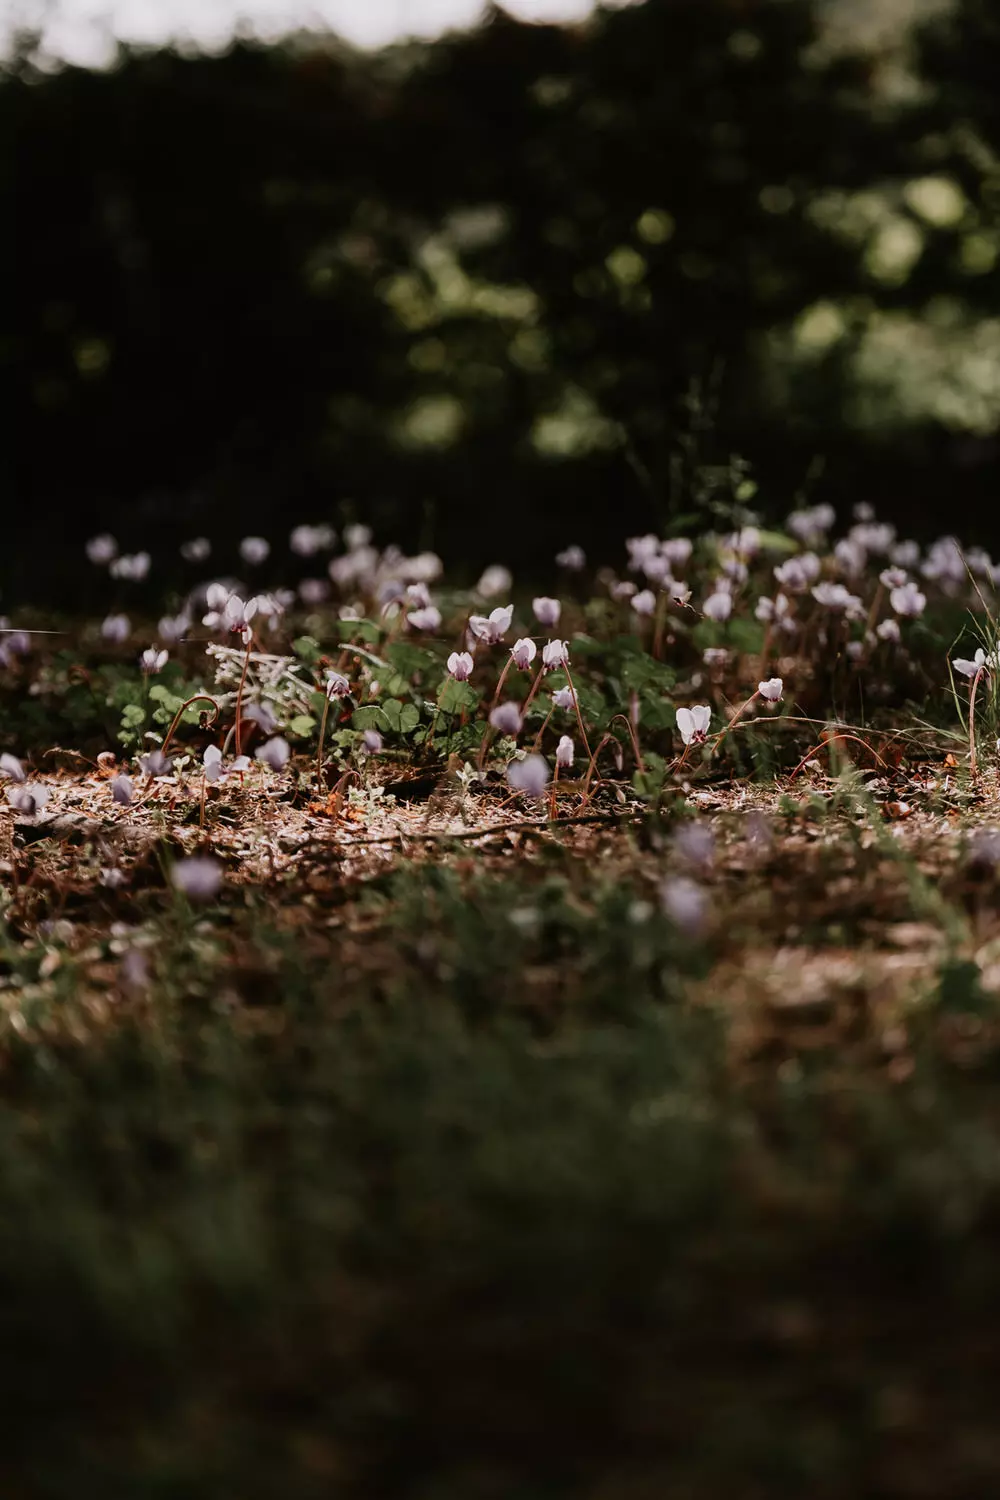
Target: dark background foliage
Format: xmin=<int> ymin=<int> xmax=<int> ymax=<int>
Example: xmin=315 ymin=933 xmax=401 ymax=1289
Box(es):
xmin=5 ymin=0 xmax=1000 ymax=603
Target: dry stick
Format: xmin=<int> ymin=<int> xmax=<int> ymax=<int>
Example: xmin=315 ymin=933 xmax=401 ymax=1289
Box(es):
xmin=334 ymin=810 xmax=642 ymax=848
xmin=787 ymin=732 xmax=889 ymax=783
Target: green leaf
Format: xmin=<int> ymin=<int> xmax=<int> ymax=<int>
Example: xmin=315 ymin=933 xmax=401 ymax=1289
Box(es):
xmin=288 ymin=714 xmax=317 ymax=738
xmin=121 ymin=703 xmax=145 ymax=726
xmin=398 ymin=703 xmax=421 ymax=734
xmin=352 ymin=705 xmax=390 ymax=732
xmin=336 ymin=618 xmax=382 ymax=645
xmin=292 ymin=636 xmax=321 ymax=664
xmin=387 ymin=642 xmax=442 ymax=679
xmin=436 ymin=678 xmax=479 ymax=715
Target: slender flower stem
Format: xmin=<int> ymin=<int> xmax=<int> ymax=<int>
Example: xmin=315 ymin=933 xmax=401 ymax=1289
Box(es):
xmin=562 ymin=665 xmax=592 ymax=763
xmin=707 ymin=689 xmax=761 ymax=759
xmin=651 ymin=591 xmax=667 ymax=660
xmin=160 ymin=694 xmax=220 ymax=759
xmin=969 ymin=666 xmax=985 ymax=780
xmin=316 ymin=692 xmax=332 ymax=791
xmin=520 ymin=664 xmax=546 ymax=722
xmin=234 ymin=631 xmax=254 ymax=758
xmin=488 ymin=655 xmax=515 ymax=712
xmin=531 ymin=707 xmax=555 ymax=752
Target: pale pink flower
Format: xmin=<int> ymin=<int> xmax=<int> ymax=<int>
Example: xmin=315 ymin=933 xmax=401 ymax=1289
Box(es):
xmin=676 ymin=705 xmax=711 ymax=745
xmin=171 ymin=856 xmax=222 ymax=901
xmin=468 ymin=605 xmax=513 ymax=644
xmin=556 ymin=545 xmax=586 ymax=571
xmin=506 ymin=753 xmax=550 ymax=797
xmin=86 ymin=533 xmax=118 ymax=565
xmin=510 ymin=638 xmax=537 ymax=670
xmin=541 ymin=639 xmax=570 ymax=670
xmin=532 ymin=597 xmax=561 ymax=627
xmin=555 ymin=735 xmax=574 ymax=768
xmin=407 ymin=606 xmax=442 ymax=631
xmin=447 ymin=651 xmax=474 ymax=681
xmin=140 ymin=647 xmax=168 ymax=674
xmin=889 ymin=582 xmax=926 ymax=618
xmin=489 ymin=702 xmax=523 ymax=736
xmin=325 ymin=671 xmax=351 ymax=699
xmin=476 ymin=565 xmax=512 ymax=599
xmin=702 ymin=591 xmax=732 ymax=623
xmin=239 ymin=536 xmax=270 ymax=565
xmin=256 ymin=736 xmax=290 ymax=771
xmin=101 ymin=613 xmax=131 ymax=643
xmin=631 ymin=589 xmax=657 ymax=617
xmin=757 ymin=677 xmax=783 ymax=703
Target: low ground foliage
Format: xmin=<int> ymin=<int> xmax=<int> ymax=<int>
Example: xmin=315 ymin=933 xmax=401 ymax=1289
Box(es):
xmin=3 ymin=508 xmax=1000 ymax=1496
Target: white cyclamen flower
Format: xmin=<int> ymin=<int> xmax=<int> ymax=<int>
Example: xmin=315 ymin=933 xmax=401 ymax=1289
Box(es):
xmin=325 ymin=671 xmax=351 ymax=699
xmin=541 ymin=639 xmax=570 ymax=670
xmin=468 ymin=605 xmax=514 ymax=644
xmin=101 ymin=614 xmax=131 ymax=643
xmin=0 ymin=753 xmax=26 ymax=783
xmin=555 ymin=735 xmax=574 ymax=768
xmin=447 ymin=651 xmax=474 ymax=681
xmin=171 ymin=856 xmax=222 ymax=901
xmin=890 ymin=582 xmax=926 ymax=618
xmin=510 ymin=638 xmax=537 ymax=670
xmin=111 ymin=774 xmax=133 ymax=806
xmin=407 ymin=606 xmax=442 ymax=631
xmin=952 ymin=648 xmax=991 ymax=679
xmin=86 ymin=533 xmax=118 ymax=565
xmin=702 ymin=591 xmax=733 ymax=623
xmin=141 ymin=648 xmax=168 ymax=674
xmin=631 ymin=589 xmax=657 ymax=617
xmin=659 ymin=877 xmax=708 ymax=933
xmin=256 ymin=736 xmax=290 ymax=771
xmin=489 ymin=702 xmax=523 ymax=736
xmin=532 ymin=597 xmax=561 ymax=628
xmin=181 ymin=537 xmax=211 ymax=563
xmin=506 ymin=753 xmax=550 ymax=797
xmin=757 ymin=677 xmax=783 ymax=703
xmin=239 ymin=536 xmax=270 ymax=565
xmin=676 ymin=705 xmax=711 ymax=745
xmin=555 ymin=545 xmax=586 ymax=571
xmin=477 ymin=565 xmax=512 ymax=599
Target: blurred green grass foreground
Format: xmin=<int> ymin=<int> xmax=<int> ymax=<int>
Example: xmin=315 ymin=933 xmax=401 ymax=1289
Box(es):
xmin=2 ymin=847 xmax=1000 ymax=1499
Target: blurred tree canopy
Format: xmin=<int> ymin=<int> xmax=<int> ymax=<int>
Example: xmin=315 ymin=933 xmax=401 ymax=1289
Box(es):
xmin=5 ymin=0 xmax=1000 ymax=601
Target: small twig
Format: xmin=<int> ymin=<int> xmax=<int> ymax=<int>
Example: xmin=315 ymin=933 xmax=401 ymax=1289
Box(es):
xmin=333 ymin=810 xmax=643 ymax=848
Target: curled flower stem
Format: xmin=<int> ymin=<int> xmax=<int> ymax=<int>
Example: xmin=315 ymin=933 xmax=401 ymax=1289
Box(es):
xmin=787 ymin=732 xmax=888 ymax=783
xmin=581 ymin=714 xmax=646 ymax=799
xmin=160 ymin=694 xmax=220 ymax=759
